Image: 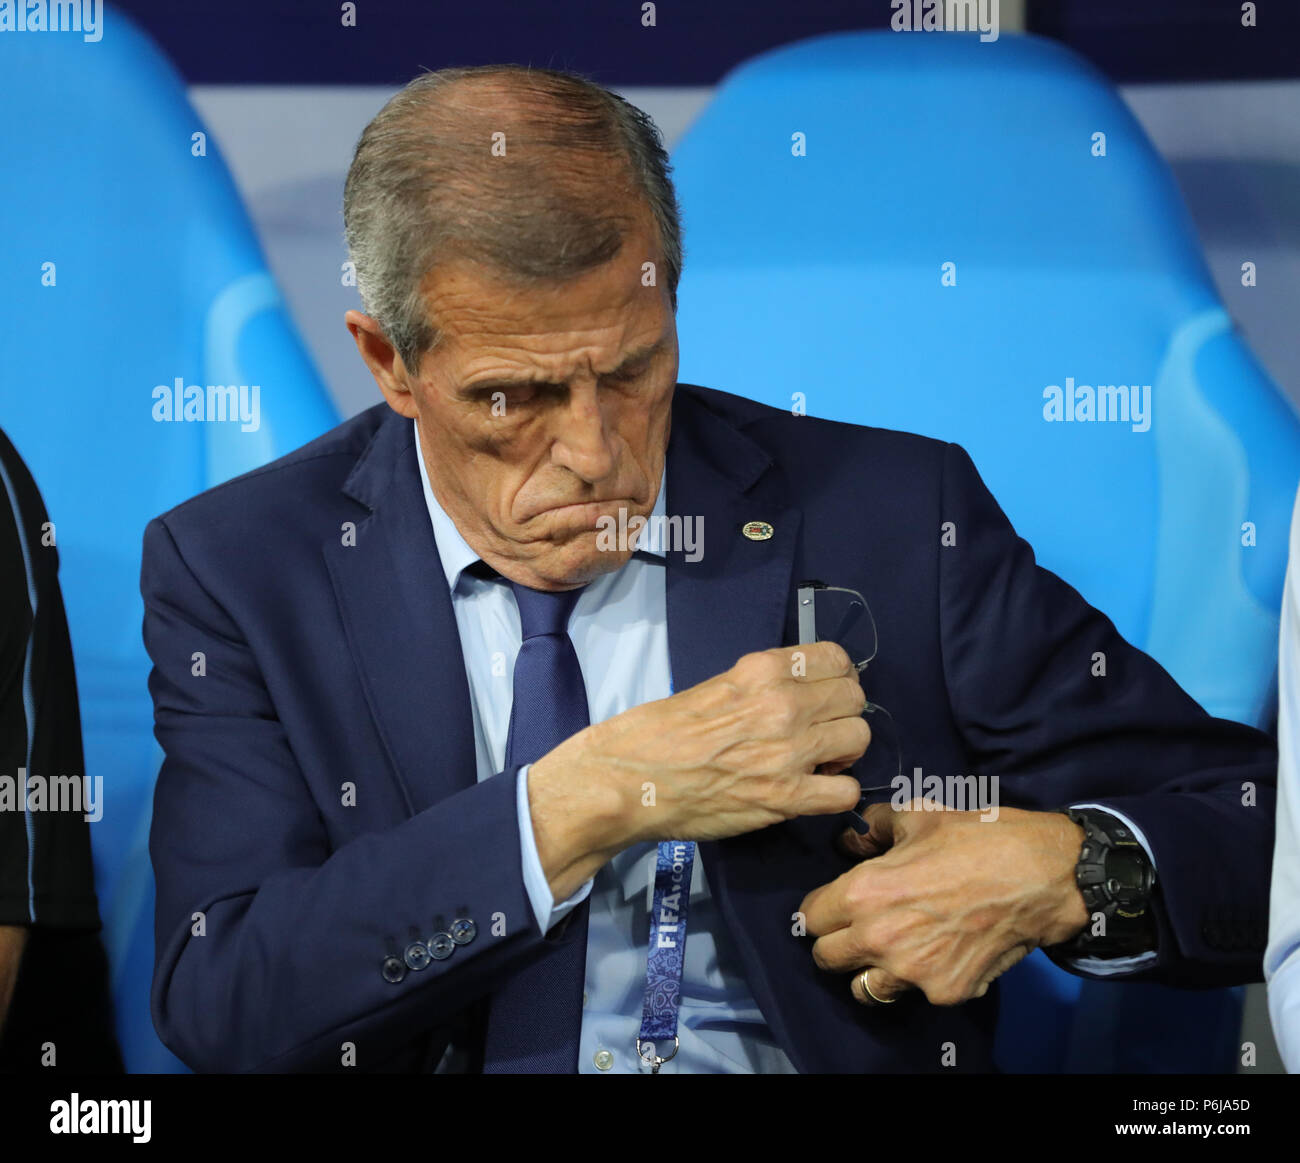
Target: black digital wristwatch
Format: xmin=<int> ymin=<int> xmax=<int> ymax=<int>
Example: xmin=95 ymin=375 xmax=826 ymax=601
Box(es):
xmin=1051 ymin=807 xmax=1158 ymax=959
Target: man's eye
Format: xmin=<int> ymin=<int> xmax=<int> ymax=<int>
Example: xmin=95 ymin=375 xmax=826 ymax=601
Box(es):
xmin=487 ymin=385 xmax=538 ymax=408
xmin=605 ymin=366 xmax=648 ymax=386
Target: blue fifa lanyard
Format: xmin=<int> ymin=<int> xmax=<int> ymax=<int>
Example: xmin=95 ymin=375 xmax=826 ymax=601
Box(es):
xmin=637 ymin=838 xmax=696 ymax=1072
xmin=636 ymin=650 xmax=693 ymax=1073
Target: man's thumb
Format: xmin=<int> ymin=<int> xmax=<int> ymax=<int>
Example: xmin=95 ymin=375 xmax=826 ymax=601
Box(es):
xmin=837 ymin=800 xmax=903 ymax=860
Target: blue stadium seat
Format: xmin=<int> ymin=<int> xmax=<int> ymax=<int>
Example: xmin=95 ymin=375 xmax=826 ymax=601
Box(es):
xmin=0 ymin=9 xmax=339 ymax=1071
xmin=670 ymin=29 xmax=1300 ymax=1072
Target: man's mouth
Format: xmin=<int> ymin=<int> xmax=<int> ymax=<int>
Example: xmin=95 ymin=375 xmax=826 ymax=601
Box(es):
xmin=536 ymin=498 xmax=633 ymax=525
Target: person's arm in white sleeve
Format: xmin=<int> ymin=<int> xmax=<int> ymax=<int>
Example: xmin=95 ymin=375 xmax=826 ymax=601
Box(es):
xmin=1266 ymin=484 xmax=1300 ymax=1072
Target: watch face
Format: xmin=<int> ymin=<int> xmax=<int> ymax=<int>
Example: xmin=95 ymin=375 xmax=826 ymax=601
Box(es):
xmin=1106 ymin=847 xmax=1151 ymax=901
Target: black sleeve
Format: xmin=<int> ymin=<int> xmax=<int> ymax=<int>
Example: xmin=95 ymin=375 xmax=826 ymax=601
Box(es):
xmin=0 ymin=427 xmax=101 ymax=931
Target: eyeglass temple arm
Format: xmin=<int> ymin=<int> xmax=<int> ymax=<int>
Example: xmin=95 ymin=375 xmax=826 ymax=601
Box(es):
xmin=796 ymin=580 xmax=827 ymax=647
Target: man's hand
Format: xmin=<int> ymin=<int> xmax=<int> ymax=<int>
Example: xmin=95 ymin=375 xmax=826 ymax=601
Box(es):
xmin=528 ymin=641 xmax=869 ymax=900
xmin=800 ymin=800 xmax=1089 ymax=1006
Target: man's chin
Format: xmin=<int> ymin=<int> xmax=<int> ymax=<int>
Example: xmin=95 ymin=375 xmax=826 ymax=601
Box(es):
xmin=548 ymin=540 xmax=632 ymax=588
xmin=482 ymin=528 xmax=637 ymax=591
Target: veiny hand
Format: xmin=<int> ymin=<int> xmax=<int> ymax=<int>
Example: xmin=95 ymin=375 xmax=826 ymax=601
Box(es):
xmin=529 ymin=641 xmax=870 ymax=899
xmin=799 ymin=800 xmax=1089 ymax=1006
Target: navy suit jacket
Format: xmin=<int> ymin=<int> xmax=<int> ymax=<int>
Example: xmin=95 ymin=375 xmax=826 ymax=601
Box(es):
xmin=143 ymin=384 xmax=1277 ymax=1073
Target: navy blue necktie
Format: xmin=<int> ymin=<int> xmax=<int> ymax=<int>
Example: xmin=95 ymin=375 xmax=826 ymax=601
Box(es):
xmin=482 ymin=579 xmax=591 ymax=1073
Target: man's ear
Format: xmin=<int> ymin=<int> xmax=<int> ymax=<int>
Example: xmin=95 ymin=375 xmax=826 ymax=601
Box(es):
xmin=345 ymin=309 xmax=419 ymax=418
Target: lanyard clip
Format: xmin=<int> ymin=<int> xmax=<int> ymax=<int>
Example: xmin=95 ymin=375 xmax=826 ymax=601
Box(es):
xmin=637 ymin=1036 xmax=680 ymax=1074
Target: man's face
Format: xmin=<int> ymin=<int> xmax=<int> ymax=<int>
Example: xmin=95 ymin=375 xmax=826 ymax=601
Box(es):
xmin=392 ymin=224 xmax=678 ymax=591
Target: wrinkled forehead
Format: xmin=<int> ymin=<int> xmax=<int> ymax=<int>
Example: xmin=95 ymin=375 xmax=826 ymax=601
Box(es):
xmin=418 ymin=234 xmax=676 ymax=380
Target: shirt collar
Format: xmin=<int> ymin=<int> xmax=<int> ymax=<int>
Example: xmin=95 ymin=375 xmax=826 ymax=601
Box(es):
xmin=413 ymin=418 xmax=666 ymax=594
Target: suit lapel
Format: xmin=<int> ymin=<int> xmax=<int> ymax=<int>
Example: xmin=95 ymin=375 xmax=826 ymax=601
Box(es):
xmin=323 ymin=411 xmax=477 ymax=816
xmin=664 ymin=391 xmax=815 ymax=1069
xmin=664 ymin=390 xmax=800 ymax=690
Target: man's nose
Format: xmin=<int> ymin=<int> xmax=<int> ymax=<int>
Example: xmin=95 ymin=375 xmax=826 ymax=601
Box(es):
xmin=550 ymin=384 xmax=617 ymax=482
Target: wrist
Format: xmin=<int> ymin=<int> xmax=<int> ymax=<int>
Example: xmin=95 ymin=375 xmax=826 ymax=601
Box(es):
xmin=528 ymin=746 xmax=630 ymax=900
xmin=1044 ymin=812 xmax=1090 ymax=945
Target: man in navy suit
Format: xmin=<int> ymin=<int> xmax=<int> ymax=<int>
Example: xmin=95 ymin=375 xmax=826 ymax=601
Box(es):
xmin=143 ymin=65 xmax=1276 ymax=1073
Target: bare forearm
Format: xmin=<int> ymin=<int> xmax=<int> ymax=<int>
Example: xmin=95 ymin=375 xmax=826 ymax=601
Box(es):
xmin=525 ymin=645 xmax=868 ymax=900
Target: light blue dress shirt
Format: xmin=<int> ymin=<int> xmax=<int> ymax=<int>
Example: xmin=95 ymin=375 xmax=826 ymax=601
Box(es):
xmin=1267 ymin=483 xmax=1300 ymax=1072
xmin=413 ymin=421 xmax=1155 ymax=1072
xmin=414 ymin=421 xmax=797 ymax=1073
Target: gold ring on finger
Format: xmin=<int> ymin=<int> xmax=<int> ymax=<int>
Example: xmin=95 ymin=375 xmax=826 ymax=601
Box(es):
xmin=858 ymin=967 xmax=895 ymax=1004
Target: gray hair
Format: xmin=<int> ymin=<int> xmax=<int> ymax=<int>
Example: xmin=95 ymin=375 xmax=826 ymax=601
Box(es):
xmin=343 ymin=64 xmax=683 ymax=373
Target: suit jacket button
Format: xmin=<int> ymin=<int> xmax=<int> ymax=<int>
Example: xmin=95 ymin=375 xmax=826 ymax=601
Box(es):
xmin=404 ymin=941 xmax=432 ymax=970
xmin=428 ymin=932 xmax=455 ymax=960
xmin=382 ymin=956 xmax=407 ymax=983
xmin=450 ymin=918 xmax=477 ymax=945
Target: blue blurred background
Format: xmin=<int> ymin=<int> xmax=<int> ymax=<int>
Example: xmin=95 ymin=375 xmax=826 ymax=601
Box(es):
xmin=1 ymin=0 xmax=1297 ymax=1073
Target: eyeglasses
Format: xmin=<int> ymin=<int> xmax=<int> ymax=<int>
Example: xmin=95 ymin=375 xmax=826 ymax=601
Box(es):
xmin=797 ymin=580 xmax=903 ymax=830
